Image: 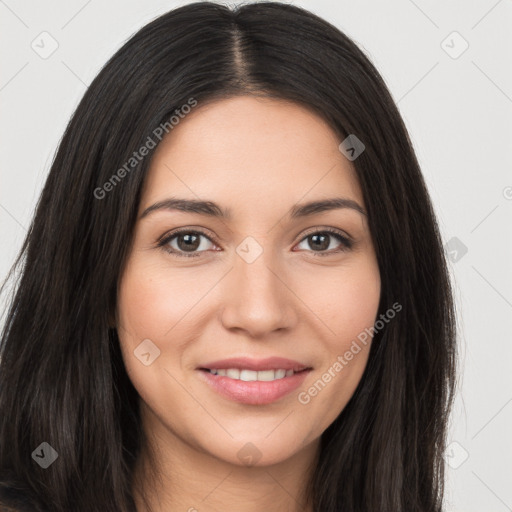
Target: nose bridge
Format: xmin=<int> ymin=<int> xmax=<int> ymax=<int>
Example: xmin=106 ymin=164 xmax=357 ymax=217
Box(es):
xmin=236 ymin=235 xmax=279 ymax=295
xmin=220 ymin=234 xmax=296 ymax=335
xmin=235 ymin=234 xmax=284 ymax=301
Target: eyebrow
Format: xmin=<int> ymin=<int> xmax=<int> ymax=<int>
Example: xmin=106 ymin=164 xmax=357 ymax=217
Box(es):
xmin=139 ymin=196 xmax=367 ymax=220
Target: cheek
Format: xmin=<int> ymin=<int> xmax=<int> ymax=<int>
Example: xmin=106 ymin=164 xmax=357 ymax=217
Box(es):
xmin=117 ymin=256 xmax=211 ymax=341
xmin=294 ymin=255 xmax=381 ymax=343
xmin=293 ymin=256 xmax=380 ymax=422
xmin=115 ymin=259 xmax=193 ymax=412
xmin=116 ymin=256 xmax=224 ymax=398
xmin=334 ymin=267 xmax=381 ymax=341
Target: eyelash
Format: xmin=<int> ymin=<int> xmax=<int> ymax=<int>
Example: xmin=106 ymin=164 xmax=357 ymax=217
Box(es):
xmin=156 ymin=227 xmax=353 ymax=259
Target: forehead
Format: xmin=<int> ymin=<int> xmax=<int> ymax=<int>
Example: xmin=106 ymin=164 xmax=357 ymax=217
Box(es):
xmin=139 ymin=96 xmax=364 ymax=217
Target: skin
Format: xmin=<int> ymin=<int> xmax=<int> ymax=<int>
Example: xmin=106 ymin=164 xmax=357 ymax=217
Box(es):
xmin=116 ymin=95 xmax=381 ymax=512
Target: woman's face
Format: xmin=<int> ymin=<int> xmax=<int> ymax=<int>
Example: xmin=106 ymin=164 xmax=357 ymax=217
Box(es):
xmin=117 ymin=95 xmax=381 ymax=467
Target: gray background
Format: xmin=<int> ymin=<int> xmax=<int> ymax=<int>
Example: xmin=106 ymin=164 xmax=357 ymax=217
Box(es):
xmin=1 ymin=1 xmax=511 ymax=510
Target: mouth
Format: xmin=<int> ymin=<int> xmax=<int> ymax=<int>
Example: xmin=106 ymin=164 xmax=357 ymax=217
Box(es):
xmin=199 ymin=367 xmax=308 ymax=381
xmin=196 ymin=357 xmax=312 ymax=405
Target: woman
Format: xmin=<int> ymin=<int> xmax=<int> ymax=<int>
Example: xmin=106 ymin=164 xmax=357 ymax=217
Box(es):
xmin=0 ymin=2 xmax=457 ymax=511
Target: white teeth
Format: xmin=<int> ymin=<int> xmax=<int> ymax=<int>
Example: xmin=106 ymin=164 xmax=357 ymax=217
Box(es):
xmin=226 ymin=369 xmax=240 ymax=379
xmin=240 ymin=370 xmax=258 ymax=381
xmin=257 ymin=370 xmax=276 ymax=381
xmin=208 ymin=368 xmax=300 ymax=381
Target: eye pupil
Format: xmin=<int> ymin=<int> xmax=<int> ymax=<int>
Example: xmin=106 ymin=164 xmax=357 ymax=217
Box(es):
xmin=309 ymin=233 xmax=329 ymax=251
xmin=178 ymin=233 xmax=200 ymax=251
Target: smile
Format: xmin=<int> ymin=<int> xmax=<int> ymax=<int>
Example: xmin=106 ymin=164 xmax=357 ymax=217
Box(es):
xmin=196 ymin=357 xmax=312 ymax=405
xmin=205 ymin=368 xmax=299 ymax=381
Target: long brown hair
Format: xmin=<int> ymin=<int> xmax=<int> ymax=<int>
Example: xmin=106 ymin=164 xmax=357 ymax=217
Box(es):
xmin=0 ymin=2 xmax=457 ymax=510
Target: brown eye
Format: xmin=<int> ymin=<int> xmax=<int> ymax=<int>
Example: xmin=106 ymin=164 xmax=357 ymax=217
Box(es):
xmin=175 ymin=233 xmax=201 ymax=252
xmin=307 ymin=233 xmax=331 ymax=251
xmin=295 ymin=229 xmax=353 ymax=256
xmin=159 ymin=230 xmax=216 ymax=258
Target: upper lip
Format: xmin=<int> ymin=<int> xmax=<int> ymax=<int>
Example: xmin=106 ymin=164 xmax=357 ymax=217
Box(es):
xmin=198 ymin=357 xmax=311 ymax=372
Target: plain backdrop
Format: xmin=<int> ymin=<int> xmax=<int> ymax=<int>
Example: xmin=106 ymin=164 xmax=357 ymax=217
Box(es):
xmin=1 ymin=1 xmax=511 ymax=510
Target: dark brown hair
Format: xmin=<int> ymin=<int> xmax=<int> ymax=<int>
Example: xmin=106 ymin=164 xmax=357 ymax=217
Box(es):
xmin=0 ymin=2 xmax=457 ymax=510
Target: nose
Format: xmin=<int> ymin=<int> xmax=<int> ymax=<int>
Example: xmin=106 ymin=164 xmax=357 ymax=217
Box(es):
xmin=219 ymin=243 xmax=298 ymax=338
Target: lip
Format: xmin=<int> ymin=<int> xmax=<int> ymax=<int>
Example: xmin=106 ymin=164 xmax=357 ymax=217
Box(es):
xmin=196 ymin=357 xmax=312 ymax=405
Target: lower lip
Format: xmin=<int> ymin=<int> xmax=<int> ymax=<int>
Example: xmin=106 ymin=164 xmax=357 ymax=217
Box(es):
xmin=197 ymin=369 xmax=311 ymax=405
